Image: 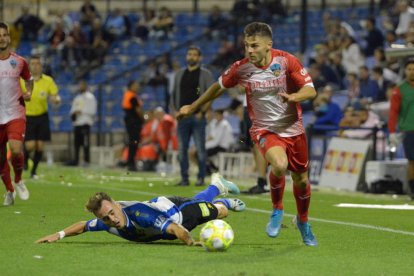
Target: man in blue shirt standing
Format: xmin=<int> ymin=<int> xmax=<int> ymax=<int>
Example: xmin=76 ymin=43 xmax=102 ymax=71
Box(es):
xmin=35 ymin=173 xmax=244 ymax=246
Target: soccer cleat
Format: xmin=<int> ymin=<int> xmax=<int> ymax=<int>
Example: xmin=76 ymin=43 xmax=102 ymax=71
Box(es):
xmin=293 ymin=216 xmax=318 ymax=246
xmin=242 ymin=185 xmax=269 ymax=194
xmin=3 ymin=191 xmax=16 ymax=206
xmin=213 ymin=198 xmax=246 ymax=212
xmin=15 ymin=181 xmax=29 ymax=200
xmin=266 ymin=209 xmax=284 ymax=238
xmin=211 ymin=173 xmax=240 ymax=196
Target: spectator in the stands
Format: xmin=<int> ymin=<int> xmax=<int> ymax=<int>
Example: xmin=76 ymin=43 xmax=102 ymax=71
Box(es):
xmin=328 ymin=51 xmax=346 ymax=89
xmin=340 ymin=104 xmax=381 ymax=139
xmin=61 ymin=36 xmax=83 ymax=70
xmin=313 ymin=85 xmax=343 ymax=130
xmin=312 ymin=49 xmax=341 ymax=89
xmin=14 ymin=6 xmax=44 ymax=41
xmin=358 ymin=65 xmax=380 ymax=104
xmin=346 ymin=72 xmax=360 ymax=104
xmin=395 ymin=0 xmax=414 ymax=38
xmin=104 ymin=8 xmax=128 ymax=40
xmin=89 ymin=18 xmax=113 ymax=44
xmin=372 ymin=66 xmax=391 ymax=102
xmin=362 ymin=17 xmax=384 ymax=57
xmin=51 ymin=10 xmax=73 ymax=34
xmin=48 ymin=19 xmax=66 ymax=53
xmin=150 ymin=6 xmax=174 ymax=40
xmin=308 ymin=63 xmax=327 ymax=91
xmin=384 ymin=30 xmax=404 ymax=48
xmin=206 ymin=5 xmax=227 ymax=39
xmin=134 ymin=9 xmax=156 ymax=42
xmin=80 ymin=0 xmax=100 ymax=26
xmin=205 ymin=109 xmax=235 ymax=174
xmin=341 ymin=35 xmax=364 ymax=74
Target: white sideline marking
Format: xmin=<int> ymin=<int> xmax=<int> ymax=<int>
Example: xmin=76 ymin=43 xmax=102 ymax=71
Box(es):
xmin=335 ymin=203 xmax=414 ymax=210
xmin=247 ymin=207 xmax=414 ymax=237
xmin=38 ymin=179 xmax=414 ymax=237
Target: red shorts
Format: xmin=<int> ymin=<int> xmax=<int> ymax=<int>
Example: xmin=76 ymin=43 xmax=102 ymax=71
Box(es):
xmin=252 ymin=131 xmax=309 ymax=173
xmin=0 ymin=118 xmax=26 ymax=146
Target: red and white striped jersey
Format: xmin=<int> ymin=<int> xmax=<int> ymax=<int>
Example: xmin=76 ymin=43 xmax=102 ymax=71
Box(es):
xmin=0 ymin=52 xmax=31 ymax=124
xmin=219 ymin=49 xmax=314 ymax=138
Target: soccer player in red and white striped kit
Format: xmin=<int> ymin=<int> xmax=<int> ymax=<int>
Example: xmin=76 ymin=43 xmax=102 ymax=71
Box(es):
xmin=0 ymin=22 xmax=32 ymax=206
xmin=177 ymin=22 xmax=318 ymax=246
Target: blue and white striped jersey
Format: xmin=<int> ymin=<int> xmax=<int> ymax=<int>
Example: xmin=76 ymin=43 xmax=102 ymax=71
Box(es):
xmin=85 ymin=196 xmax=183 ymax=242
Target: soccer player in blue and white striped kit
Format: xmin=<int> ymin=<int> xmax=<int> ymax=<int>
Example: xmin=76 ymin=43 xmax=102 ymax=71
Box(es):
xmin=35 ymin=173 xmax=245 ymax=246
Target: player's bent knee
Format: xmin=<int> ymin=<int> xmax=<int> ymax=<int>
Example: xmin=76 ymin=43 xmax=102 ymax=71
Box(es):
xmin=292 ymin=173 xmax=309 ymax=189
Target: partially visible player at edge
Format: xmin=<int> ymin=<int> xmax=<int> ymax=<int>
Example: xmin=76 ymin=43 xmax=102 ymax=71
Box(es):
xmin=0 ymin=22 xmax=32 ymax=206
xmin=177 ymin=22 xmax=318 ymax=246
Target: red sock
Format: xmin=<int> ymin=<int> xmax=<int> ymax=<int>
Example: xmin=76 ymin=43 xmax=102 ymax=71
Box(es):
xmin=269 ymin=171 xmax=285 ymax=210
xmin=293 ymin=181 xmax=311 ymax=223
xmin=11 ymin=153 xmax=24 ymax=183
xmin=1 ymin=160 xmax=14 ymax=192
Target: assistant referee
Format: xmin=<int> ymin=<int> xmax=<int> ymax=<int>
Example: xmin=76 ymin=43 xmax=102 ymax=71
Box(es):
xmin=21 ymin=55 xmax=60 ymax=178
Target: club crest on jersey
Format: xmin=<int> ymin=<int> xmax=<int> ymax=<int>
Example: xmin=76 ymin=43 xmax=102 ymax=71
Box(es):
xmin=270 ymin=63 xmax=282 ymax=77
xmin=9 ymin=59 xmax=17 ymax=68
xmin=259 ymin=137 xmax=266 ymax=148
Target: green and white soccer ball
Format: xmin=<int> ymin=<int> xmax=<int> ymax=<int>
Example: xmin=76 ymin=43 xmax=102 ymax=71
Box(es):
xmin=199 ymin=219 xmax=234 ymax=252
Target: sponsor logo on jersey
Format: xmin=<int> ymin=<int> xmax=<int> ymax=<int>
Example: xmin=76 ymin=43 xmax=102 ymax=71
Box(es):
xmin=270 ymin=63 xmax=282 ymax=77
xmin=199 ymin=203 xmax=210 ymax=217
xmin=9 ymin=59 xmax=17 ymax=69
xmin=135 ymin=211 xmax=140 ymax=217
xmin=300 ymin=68 xmax=308 ymax=76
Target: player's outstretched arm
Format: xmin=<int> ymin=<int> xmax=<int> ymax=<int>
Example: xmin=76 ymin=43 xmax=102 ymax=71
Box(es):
xmin=166 ymin=222 xmax=202 ymax=246
xmin=35 ymin=221 xmax=87 ymax=244
xmin=176 ymin=82 xmax=224 ymax=120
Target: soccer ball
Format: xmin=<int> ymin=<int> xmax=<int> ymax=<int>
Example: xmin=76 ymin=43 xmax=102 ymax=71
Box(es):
xmin=199 ymin=219 xmax=234 ymax=252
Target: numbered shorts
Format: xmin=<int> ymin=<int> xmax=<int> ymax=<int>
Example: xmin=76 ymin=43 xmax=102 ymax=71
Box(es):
xmin=167 ymin=196 xmax=218 ymax=231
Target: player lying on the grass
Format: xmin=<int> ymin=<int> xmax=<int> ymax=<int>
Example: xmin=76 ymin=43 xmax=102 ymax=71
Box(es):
xmin=35 ymin=173 xmax=245 ymax=246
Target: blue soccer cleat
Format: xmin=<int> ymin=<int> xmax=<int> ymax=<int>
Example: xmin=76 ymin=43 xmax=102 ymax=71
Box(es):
xmin=294 ymin=216 xmax=318 ymax=246
xmin=266 ymin=209 xmax=284 ymax=238
xmin=211 ymin=173 xmax=240 ymax=196
xmin=213 ymin=198 xmax=246 ymax=212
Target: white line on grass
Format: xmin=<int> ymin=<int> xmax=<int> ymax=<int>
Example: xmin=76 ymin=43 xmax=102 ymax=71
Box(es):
xmin=38 ymin=178 xmax=414 ymax=237
xmin=247 ymin=207 xmax=414 ymax=237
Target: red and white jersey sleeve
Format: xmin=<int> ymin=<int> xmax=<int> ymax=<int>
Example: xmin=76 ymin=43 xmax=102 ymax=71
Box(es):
xmin=0 ymin=52 xmax=31 ymax=124
xmin=218 ymin=49 xmax=314 ymax=137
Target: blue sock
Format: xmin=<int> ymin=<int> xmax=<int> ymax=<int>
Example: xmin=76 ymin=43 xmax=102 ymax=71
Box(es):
xmin=193 ymin=185 xmax=220 ymax=202
xmin=213 ymin=198 xmax=230 ymax=209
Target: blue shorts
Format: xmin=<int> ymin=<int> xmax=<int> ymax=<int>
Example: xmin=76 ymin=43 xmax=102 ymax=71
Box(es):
xmin=403 ymin=132 xmax=414 ymax=161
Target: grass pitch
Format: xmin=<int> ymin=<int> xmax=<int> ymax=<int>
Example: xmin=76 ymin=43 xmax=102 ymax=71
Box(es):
xmin=1 ymin=164 xmax=413 ymax=276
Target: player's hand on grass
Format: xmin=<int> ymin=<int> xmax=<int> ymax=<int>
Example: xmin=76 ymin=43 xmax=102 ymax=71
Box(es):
xmin=191 ymin=240 xmax=203 ymax=246
xmin=35 ymin=233 xmax=60 ymax=244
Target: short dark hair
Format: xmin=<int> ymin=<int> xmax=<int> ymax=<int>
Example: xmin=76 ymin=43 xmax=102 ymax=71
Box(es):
xmin=244 ymin=22 xmax=273 ymax=38
xmin=372 ymin=66 xmax=383 ymax=75
xmin=404 ymin=57 xmax=414 ymax=68
xmin=0 ymin=22 xmax=9 ymax=32
xmin=188 ymin=45 xmax=202 ymax=56
xmin=30 ymin=55 xmax=41 ymax=61
xmin=85 ymin=192 xmax=113 ymax=214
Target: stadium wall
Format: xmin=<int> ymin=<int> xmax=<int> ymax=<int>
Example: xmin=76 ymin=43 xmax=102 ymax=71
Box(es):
xmin=2 ymin=0 xmax=374 ymax=23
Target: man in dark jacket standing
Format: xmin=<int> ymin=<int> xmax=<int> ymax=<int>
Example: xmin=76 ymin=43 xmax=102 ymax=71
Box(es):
xmin=172 ymin=46 xmax=214 ymax=186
